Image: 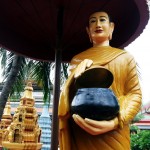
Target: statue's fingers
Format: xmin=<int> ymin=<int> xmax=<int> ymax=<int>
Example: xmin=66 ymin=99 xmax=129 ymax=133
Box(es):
xmin=87 ymin=59 xmax=93 ymax=68
xmin=74 ymin=59 xmax=92 ymax=78
xmin=80 ymin=59 xmax=88 ymax=74
xmin=74 ymin=62 xmax=83 ymax=78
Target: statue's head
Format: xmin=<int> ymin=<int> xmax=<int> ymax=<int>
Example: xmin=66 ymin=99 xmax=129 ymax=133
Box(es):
xmin=86 ymin=11 xmax=115 ymax=46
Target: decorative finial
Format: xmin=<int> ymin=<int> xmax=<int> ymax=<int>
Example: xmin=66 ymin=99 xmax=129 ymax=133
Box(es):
xmin=21 ymin=82 xmax=34 ymax=100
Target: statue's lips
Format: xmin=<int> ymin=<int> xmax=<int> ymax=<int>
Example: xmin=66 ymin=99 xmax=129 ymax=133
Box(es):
xmin=95 ymin=30 xmax=103 ymax=33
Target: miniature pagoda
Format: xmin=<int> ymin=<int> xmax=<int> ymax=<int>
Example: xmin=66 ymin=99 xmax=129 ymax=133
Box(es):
xmin=38 ymin=102 xmax=51 ymax=150
xmin=0 ymin=99 xmax=12 ymax=148
xmin=2 ymin=82 xmax=42 ymax=150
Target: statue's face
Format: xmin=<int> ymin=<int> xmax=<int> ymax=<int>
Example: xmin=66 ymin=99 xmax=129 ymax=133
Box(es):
xmin=87 ymin=12 xmax=114 ymax=44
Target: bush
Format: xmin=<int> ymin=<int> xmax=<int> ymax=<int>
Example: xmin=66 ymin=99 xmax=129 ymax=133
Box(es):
xmin=131 ymin=128 xmax=150 ymax=150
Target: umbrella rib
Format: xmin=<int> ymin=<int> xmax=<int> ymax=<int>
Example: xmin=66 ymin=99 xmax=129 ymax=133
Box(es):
xmin=15 ymin=0 xmax=46 ymax=38
xmin=30 ymin=0 xmax=49 ymax=35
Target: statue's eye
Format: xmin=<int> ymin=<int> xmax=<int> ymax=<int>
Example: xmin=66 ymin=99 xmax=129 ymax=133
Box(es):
xmin=89 ymin=19 xmax=96 ymax=24
xmin=100 ymin=18 xmax=106 ymax=22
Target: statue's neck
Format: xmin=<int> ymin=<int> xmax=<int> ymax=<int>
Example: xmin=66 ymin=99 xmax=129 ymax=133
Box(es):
xmin=93 ymin=40 xmax=109 ymax=48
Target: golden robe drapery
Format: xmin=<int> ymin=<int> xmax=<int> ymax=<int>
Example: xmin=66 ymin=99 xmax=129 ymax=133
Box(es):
xmin=58 ymin=46 xmax=142 ymax=150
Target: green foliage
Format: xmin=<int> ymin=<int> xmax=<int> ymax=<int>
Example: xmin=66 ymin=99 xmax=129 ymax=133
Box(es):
xmin=132 ymin=113 xmax=144 ymax=123
xmin=10 ymin=92 xmax=21 ymax=101
xmin=130 ymin=125 xmax=139 ymax=133
xmin=0 ymin=49 xmax=26 ymax=97
xmin=29 ymin=60 xmax=52 ymax=104
xmin=131 ymin=128 xmax=150 ymax=150
xmin=62 ymin=63 xmax=69 ymax=79
xmin=0 ymin=47 xmax=70 ymax=105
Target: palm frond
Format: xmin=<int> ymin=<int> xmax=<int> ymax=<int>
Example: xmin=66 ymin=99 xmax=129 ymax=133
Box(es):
xmin=11 ymin=57 xmax=26 ymax=94
xmin=62 ymin=63 xmax=69 ymax=79
xmin=29 ymin=60 xmax=52 ymax=104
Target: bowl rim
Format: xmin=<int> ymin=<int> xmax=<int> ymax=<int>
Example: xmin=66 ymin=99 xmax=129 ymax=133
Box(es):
xmin=75 ymin=65 xmax=114 ymax=88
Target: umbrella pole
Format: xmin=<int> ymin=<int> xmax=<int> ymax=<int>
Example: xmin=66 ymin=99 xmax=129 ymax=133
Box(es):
xmin=51 ymin=47 xmax=61 ymax=150
xmin=51 ymin=7 xmax=63 ymax=150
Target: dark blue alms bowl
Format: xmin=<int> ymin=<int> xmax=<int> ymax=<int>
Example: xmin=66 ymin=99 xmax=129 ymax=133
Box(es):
xmin=71 ymin=88 xmax=119 ymax=120
xmin=71 ymin=66 xmax=120 ymax=121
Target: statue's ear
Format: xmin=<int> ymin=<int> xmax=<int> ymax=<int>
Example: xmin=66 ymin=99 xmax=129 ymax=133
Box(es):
xmin=110 ymin=22 xmax=115 ymax=34
xmin=86 ymin=27 xmax=92 ymax=43
xmin=86 ymin=27 xmax=90 ymax=35
xmin=109 ymin=22 xmax=115 ymax=40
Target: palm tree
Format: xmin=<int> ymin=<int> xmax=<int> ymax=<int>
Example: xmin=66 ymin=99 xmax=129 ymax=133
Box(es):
xmin=28 ymin=60 xmax=52 ymax=104
xmin=0 ymin=47 xmax=69 ymax=120
xmin=0 ymin=48 xmax=25 ymax=120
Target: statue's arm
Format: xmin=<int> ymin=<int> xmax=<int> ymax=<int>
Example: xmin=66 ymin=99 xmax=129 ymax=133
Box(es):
xmin=118 ymin=56 xmax=142 ymax=128
xmin=69 ymin=58 xmax=93 ymax=77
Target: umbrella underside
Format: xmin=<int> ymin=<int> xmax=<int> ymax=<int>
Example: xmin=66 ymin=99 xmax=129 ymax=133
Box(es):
xmin=0 ymin=0 xmax=149 ymax=61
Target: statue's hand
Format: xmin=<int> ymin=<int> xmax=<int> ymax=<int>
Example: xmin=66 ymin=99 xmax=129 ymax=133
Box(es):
xmin=74 ymin=59 xmax=93 ymax=78
xmin=72 ymin=114 xmax=118 ymax=135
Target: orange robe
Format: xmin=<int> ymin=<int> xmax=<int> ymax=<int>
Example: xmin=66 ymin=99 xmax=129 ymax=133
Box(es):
xmin=58 ymin=46 xmax=142 ymax=150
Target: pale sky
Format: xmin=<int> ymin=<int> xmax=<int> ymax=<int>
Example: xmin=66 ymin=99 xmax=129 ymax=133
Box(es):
xmin=125 ymin=19 xmax=150 ymax=105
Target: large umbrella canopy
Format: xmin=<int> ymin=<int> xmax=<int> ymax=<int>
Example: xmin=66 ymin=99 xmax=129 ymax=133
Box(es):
xmin=0 ymin=1 xmax=149 ymax=150
xmin=0 ymin=0 xmax=149 ymax=62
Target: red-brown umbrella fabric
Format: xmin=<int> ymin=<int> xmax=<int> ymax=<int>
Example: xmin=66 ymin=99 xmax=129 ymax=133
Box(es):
xmin=0 ymin=0 xmax=149 ymax=62
xmin=0 ymin=1 xmax=149 ymax=150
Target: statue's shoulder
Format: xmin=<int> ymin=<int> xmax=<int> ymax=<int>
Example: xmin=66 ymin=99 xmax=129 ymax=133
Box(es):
xmin=70 ymin=47 xmax=93 ymax=63
xmin=111 ymin=47 xmax=136 ymax=63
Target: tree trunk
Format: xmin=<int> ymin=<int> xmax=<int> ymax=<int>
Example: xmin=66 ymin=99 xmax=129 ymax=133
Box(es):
xmin=0 ymin=55 xmax=23 ymax=120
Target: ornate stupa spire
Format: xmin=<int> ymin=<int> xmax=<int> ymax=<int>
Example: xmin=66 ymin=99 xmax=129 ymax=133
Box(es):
xmin=2 ymin=98 xmax=12 ymax=120
xmin=2 ymin=82 xmax=42 ymax=150
xmin=38 ymin=102 xmax=51 ymax=150
xmin=21 ymin=82 xmax=34 ymax=99
xmin=0 ymin=98 xmax=12 ymax=148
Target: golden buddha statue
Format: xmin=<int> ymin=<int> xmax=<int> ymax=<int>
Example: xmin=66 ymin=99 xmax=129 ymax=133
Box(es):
xmin=58 ymin=11 xmax=142 ymax=150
